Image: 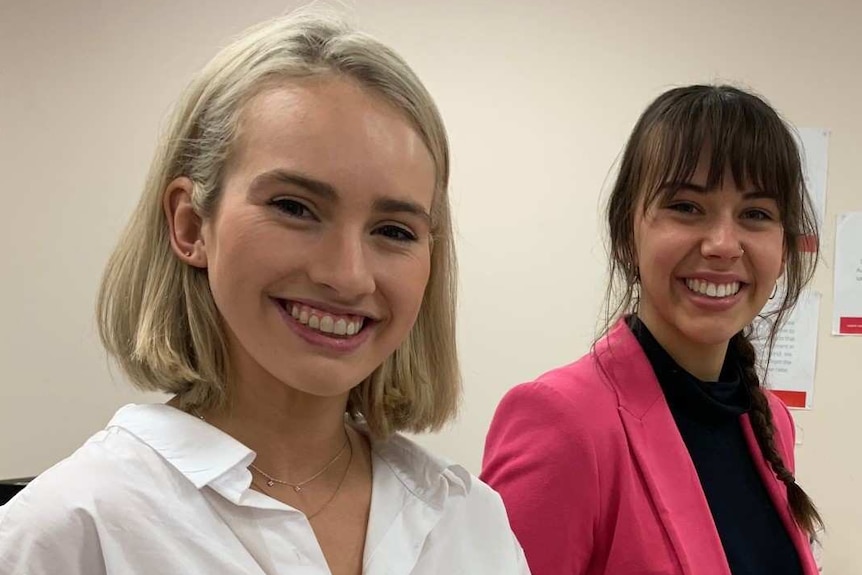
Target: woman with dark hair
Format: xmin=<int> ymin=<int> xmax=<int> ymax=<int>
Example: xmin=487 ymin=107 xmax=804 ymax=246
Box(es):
xmin=482 ymin=85 xmax=822 ymax=574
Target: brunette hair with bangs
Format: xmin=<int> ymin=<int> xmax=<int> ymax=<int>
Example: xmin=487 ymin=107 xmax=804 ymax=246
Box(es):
xmin=603 ymin=84 xmax=823 ymax=535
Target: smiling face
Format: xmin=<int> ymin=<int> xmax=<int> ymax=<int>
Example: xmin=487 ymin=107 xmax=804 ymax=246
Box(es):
xmin=604 ymin=85 xmax=819 ymax=383
xmin=634 ymin=156 xmax=786 ymax=363
xmin=196 ymin=76 xmax=436 ymax=398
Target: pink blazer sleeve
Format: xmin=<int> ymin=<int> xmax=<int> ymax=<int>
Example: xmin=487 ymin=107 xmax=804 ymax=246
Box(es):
xmin=481 ymin=382 xmax=599 ymax=575
xmin=768 ymin=392 xmax=797 ymax=473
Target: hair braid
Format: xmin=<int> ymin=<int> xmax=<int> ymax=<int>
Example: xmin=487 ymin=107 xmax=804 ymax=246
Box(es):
xmin=732 ymin=332 xmax=824 ymax=536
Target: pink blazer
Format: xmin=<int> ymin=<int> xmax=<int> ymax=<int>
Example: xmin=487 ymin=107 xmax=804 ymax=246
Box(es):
xmin=481 ymin=319 xmax=818 ymax=575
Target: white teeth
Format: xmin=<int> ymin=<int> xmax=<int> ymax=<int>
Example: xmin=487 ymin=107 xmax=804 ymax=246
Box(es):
xmin=685 ymin=279 xmax=741 ymax=298
xmin=286 ymin=303 xmax=365 ymax=337
xmin=334 ymin=319 xmax=347 ymax=336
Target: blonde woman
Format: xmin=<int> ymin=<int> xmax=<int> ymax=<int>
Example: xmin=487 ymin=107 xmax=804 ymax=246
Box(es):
xmin=0 ymin=12 xmax=528 ymax=575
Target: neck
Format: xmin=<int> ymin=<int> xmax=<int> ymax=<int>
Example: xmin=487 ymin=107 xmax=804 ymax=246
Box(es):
xmin=635 ymin=310 xmax=728 ymax=382
xmin=191 ymin=373 xmax=352 ymax=483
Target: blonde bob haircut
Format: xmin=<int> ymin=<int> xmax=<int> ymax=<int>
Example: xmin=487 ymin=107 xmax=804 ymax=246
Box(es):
xmin=97 ymin=11 xmax=459 ymax=439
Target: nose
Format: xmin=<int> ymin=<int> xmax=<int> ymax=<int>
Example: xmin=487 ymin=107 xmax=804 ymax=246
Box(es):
xmin=701 ymin=215 xmax=744 ymax=260
xmin=307 ymin=229 xmax=376 ymax=300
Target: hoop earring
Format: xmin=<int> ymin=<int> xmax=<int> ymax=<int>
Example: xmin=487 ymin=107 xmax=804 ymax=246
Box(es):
xmin=769 ymin=284 xmax=778 ymax=300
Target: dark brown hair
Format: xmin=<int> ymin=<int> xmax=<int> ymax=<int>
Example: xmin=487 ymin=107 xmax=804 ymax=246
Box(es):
xmin=603 ymin=84 xmax=823 ymax=535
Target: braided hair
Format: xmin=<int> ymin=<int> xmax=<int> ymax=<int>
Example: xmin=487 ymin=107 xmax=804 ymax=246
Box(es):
xmin=733 ymin=332 xmax=823 ymax=535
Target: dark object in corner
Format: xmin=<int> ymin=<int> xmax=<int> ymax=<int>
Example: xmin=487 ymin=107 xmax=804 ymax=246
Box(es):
xmin=0 ymin=478 xmax=33 ymax=505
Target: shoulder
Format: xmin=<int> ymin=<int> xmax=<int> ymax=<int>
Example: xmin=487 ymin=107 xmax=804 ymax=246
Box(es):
xmin=371 ymin=434 xmax=528 ymax=571
xmin=495 ymin=319 xmax=646 ymax=424
xmin=538 ymin=355 xmax=611 ymax=396
xmin=481 ymin=364 xmax=623 ymax=500
xmin=0 ymin=427 xmax=173 ymax=573
xmin=371 ymin=432 xmax=509 ymax=522
xmin=459 ymin=473 xmax=512 ymax=520
xmin=516 ymin=349 xmax=619 ymax=404
xmin=430 ymin=475 xmax=530 ymax=573
xmin=3 ymin=426 xmax=164 ymax=515
xmin=451 ymin=475 xmax=528 ymax=557
xmin=490 ymin=355 xmax=621 ymax=440
xmin=372 ymin=431 xmax=479 ymax=506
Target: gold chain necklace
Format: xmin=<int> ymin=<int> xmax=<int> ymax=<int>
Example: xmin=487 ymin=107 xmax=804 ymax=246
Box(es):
xmin=249 ymin=434 xmax=353 ymax=520
xmin=249 ymin=432 xmax=349 ymax=491
xmin=302 ymin=434 xmax=352 ymax=520
xmin=194 ymin=412 xmax=350 ymax=492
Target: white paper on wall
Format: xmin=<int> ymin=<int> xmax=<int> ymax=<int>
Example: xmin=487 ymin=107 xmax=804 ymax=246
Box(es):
xmin=833 ymin=212 xmax=862 ymax=336
xmin=753 ymin=289 xmax=821 ymax=409
xmin=796 ymin=128 xmax=829 ymax=229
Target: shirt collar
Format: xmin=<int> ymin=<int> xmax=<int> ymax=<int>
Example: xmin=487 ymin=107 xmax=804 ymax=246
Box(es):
xmin=106 ymin=404 xmax=472 ymax=509
xmin=107 ymin=403 xmax=256 ymax=491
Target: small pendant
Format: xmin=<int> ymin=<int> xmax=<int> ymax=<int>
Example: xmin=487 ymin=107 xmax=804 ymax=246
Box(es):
xmin=294 ymin=485 xmax=302 ymax=493
xmin=266 ymin=479 xmax=274 ymax=487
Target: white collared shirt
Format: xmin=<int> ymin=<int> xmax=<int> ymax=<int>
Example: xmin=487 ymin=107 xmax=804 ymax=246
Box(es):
xmin=0 ymin=404 xmax=529 ymax=575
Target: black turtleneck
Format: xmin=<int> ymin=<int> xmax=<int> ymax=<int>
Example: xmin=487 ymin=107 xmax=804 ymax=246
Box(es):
xmin=628 ymin=316 xmax=803 ymax=575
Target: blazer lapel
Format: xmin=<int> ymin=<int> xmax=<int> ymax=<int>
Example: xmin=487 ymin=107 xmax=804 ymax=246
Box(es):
xmin=740 ymin=416 xmax=820 ymax=575
xmin=597 ymin=320 xmax=731 ymax=575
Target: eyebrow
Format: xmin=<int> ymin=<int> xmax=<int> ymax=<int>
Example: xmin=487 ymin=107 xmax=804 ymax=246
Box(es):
xmin=250 ymin=169 xmax=338 ymax=200
xmin=373 ymin=198 xmax=432 ymax=225
xmin=666 ymin=182 xmax=777 ymax=200
xmin=249 ymin=169 xmax=432 ymax=224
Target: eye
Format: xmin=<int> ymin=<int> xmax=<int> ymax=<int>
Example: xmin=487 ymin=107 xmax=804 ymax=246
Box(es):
xmin=374 ymin=224 xmax=417 ymax=242
xmin=666 ymin=201 xmax=701 ymax=215
xmin=270 ymin=198 xmax=316 ymax=220
xmin=743 ymin=208 xmax=776 ymax=221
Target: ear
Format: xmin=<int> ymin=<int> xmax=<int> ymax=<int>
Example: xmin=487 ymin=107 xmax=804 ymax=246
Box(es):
xmin=163 ymin=177 xmax=208 ymax=268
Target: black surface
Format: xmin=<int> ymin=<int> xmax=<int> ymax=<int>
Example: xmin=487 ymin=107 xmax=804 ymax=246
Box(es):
xmin=0 ymin=478 xmax=33 ymax=506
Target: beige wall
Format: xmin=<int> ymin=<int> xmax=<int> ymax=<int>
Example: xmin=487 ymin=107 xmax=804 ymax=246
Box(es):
xmin=1 ymin=0 xmax=860 ymax=570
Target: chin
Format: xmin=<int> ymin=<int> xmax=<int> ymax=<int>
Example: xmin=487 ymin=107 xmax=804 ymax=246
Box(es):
xmin=290 ymin=378 xmax=359 ymax=398
xmin=280 ymin=366 xmax=374 ymax=398
xmin=287 ymin=384 xmax=357 ymax=399
xmin=686 ymin=333 xmax=736 ymax=347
